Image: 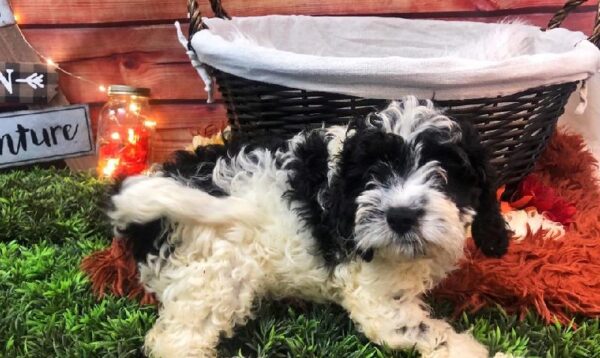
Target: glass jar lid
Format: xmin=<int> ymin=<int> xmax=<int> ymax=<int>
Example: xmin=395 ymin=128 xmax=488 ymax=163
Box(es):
xmin=107 ymin=85 xmax=151 ymax=97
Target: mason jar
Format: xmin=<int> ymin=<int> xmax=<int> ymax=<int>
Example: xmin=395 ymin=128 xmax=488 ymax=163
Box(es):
xmin=96 ymin=85 xmax=155 ymax=178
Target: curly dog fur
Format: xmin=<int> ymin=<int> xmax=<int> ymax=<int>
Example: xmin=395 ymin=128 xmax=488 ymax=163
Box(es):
xmin=109 ymin=97 xmax=509 ymax=357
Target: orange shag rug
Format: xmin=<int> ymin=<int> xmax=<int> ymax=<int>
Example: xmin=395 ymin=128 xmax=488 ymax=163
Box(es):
xmin=435 ymin=130 xmax=600 ymax=324
xmin=81 ymin=237 xmax=157 ymax=305
xmin=82 ymin=130 xmax=600 ymax=323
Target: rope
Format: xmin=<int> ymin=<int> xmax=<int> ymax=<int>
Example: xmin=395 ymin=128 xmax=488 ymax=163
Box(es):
xmin=546 ymin=0 xmax=586 ymax=30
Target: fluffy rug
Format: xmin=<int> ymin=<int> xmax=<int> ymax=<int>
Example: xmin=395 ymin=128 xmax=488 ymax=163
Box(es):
xmin=435 ymin=129 xmax=600 ymax=324
xmin=82 ymin=129 xmax=600 ymax=324
xmin=82 ymin=237 xmax=156 ymax=305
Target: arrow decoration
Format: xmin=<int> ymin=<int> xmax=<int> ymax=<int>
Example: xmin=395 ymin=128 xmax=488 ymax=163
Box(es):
xmin=0 ymin=62 xmax=58 ymax=104
xmin=15 ymin=73 xmax=46 ymax=90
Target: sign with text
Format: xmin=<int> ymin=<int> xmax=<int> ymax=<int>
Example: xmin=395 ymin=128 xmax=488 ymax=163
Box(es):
xmin=0 ymin=62 xmax=58 ymax=104
xmin=0 ymin=0 xmax=15 ymax=27
xmin=0 ymin=105 xmax=94 ymax=168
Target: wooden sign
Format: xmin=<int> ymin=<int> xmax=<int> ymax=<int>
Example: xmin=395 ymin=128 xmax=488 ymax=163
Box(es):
xmin=0 ymin=0 xmax=14 ymax=27
xmin=0 ymin=105 xmax=94 ymax=168
xmin=0 ymin=4 xmax=95 ymax=171
xmin=0 ymin=61 xmax=58 ymax=104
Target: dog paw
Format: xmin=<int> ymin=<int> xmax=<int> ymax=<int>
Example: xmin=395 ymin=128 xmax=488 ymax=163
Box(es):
xmin=389 ymin=320 xmax=451 ymax=357
xmin=492 ymin=353 xmax=518 ymax=358
xmin=422 ymin=331 xmax=487 ymax=358
xmin=145 ymin=323 xmax=218 ymax=358
xmin=444 ymin=332 xmax=488 ymax=358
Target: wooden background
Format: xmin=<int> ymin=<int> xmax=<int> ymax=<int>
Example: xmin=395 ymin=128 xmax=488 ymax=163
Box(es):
xmin=9 ymin=0 xmax=599 ymax=163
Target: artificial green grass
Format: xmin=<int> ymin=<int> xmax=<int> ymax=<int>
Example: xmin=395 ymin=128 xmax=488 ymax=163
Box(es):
xmin=1 ymin=168 xmax=599 ymax=357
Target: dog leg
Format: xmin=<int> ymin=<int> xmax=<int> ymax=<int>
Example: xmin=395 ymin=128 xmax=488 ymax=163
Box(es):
xmin=143 ymin=240 xmax=263 ymax=358
xmin=342 ymin=294 xmax=488 ymax=357
xmin=110 ymin=176 xmax=258 ymax=228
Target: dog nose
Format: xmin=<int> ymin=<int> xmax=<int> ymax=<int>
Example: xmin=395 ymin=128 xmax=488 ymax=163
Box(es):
xmin=386 ymin=207 xmax=422 ymax=234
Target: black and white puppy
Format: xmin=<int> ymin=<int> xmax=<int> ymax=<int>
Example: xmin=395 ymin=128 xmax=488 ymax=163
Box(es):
xmin=110 ymin=97 xmax=509 ymax=358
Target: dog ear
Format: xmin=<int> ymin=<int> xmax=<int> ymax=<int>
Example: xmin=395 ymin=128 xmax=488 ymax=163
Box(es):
xmin=458 ymin=122 xmax=510 ymax=258
xmin=470 ymin=166 xmax=510 ymax=257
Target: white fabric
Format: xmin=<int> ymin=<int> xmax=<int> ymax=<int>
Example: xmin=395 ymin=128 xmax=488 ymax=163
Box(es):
xmin=175 ymin=21 xmax=215 ymax=103
xmin=559 ymin=74 xmax=600 ymax=166
xmin=503 ymin=209 xmax=565 ymax=241
xmin=190 ymin=15 xmax=600 ymax=101
xmin=0 ymin=0 xmax=15 ymax=27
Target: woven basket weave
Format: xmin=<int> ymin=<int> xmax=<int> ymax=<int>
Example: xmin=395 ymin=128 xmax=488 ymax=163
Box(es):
xmin=188 ymin=0 xmax=600 ymax=187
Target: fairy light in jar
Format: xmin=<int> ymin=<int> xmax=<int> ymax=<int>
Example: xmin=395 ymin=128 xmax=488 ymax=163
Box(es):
xmin=143 ymin=120 xmax=157 ymax=128
xmin=129 ymin=102 xmax=141 ymax=114
xmin=96 ymin=85 xmax=155 ymax=179
xmin=127 ymin=128 xmax=138 ymax=144
xmin=102 ymin=158 xmax=120 ymax=177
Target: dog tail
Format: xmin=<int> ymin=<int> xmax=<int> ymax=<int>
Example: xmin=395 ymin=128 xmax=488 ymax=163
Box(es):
xmin=110 ymin=176 xmax=258 ymax=227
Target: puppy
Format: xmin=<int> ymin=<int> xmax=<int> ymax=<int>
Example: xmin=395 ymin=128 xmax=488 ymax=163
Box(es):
xmin=110 ymin=97 xmax=509 ymax=357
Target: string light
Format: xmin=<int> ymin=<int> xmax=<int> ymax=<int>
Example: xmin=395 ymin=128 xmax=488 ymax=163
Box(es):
xmin=127 ymin=128 xmax=138 ymax=144
xmin=143 ymin=120 xmax=157 ymax=128
xmin=13 ymin=19 xmax=107 ymax=93
xmin=102 ymin=158 xmax=120 ymax=177
xmin=128 ymin=102 xmax=140 ymax=113
xmin=12 ymin=17 xmax=158 ymax=179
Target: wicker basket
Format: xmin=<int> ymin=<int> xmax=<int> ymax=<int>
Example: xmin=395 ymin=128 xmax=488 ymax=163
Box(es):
xmin=187 ymin=0 xmax=600 ymax=188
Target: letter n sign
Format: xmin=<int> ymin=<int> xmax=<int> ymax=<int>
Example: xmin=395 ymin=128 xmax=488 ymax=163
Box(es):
xmin=0 ymin=62 xmax=58 ymax=104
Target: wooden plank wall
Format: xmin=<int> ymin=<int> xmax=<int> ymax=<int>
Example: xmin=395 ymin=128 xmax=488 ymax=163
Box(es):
xmin=10 ymin=0 xmax=598 ymax=162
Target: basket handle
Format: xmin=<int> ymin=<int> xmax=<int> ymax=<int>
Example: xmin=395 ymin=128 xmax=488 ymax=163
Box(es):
xmin=547 ymin=0 xmax=600 ymax=47
xmin=187 ymin=0 xmax=230 ymax=42
xmin=186 ymin=0 xmax=600 ymax=46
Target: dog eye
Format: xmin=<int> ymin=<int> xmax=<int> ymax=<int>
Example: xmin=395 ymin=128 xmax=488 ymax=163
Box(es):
xmin=414 ymin=197 xmax=428 ymax=207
